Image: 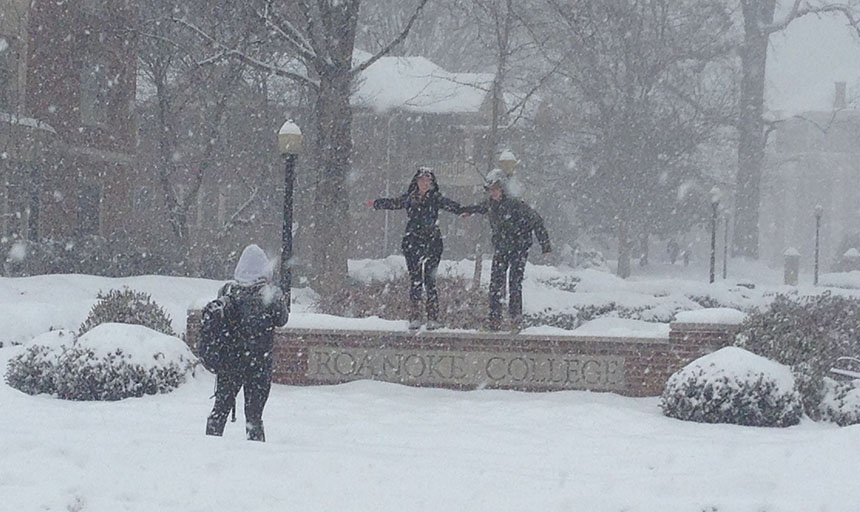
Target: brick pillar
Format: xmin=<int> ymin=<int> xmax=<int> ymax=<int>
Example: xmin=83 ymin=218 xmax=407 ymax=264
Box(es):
xmin=668 ymin=321 xmax=738 ymax=374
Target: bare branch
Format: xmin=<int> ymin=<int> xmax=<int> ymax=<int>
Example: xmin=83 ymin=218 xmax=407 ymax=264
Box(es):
xmin=351 ymin=0 xmax=431 ymax=77
xmin=765 ymin=1 xmax=860 ymax=35
xmin=260 ymin=0 xmax=318 ymax=63
xmin=171 ymin=16 xmax=318 ymax=89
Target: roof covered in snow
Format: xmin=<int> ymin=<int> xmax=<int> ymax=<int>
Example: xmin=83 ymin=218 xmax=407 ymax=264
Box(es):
xmin=352 ymin=49 xmax=494 ymax=115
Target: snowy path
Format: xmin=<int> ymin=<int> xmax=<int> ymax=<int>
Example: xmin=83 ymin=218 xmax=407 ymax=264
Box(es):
xmin=2 ymin=360 xmax=858 ymax=512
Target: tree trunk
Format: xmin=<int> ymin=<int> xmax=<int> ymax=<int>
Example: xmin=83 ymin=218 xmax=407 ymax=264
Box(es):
xmin=310 ymin=72 xmax=353 ymax=297
xmin=733 ymin=0 xmax=775 ymax=259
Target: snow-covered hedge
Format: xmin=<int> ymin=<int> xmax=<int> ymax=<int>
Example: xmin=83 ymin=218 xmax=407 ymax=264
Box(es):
xmin=736 ymin=292 xmax=860 ymax=417
xmin=660 ymin=347 xmax=803 ymax=427
xmin=819 ymin=377 xmax=860 ymax=426
xmin=79 ymin=288 xmax=175 ymax=336
xmin=4 ymin=325 xmax=195 ymax=401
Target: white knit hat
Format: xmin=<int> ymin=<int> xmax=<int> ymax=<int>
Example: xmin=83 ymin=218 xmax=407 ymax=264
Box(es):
xmin=233 ymin=244 xmax=273 ymax=284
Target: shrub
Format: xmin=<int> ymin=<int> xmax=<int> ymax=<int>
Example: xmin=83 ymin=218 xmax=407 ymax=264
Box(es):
xmin=735 ymin=292 xmax=860 ymax=417
xmin=79 ymin=288 xmax=175 ymax=336
xmin=819 ymin=377 xmax=860 ymax=426
xmin=4 ymin=344 xmax=58 ymax=395
xmin=660 ymin=347 xmax=803 ymax=427
xmin=4 ymin=330 xmax=193 ymax=401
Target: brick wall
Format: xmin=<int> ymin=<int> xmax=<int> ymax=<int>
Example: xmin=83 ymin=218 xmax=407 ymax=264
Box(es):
xmin=186 ymin=311 xmax=738 ymax=397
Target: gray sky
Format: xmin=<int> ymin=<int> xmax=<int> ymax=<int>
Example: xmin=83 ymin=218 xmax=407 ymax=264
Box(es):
xmin=768 ymin=12 xmax=860 ymax=114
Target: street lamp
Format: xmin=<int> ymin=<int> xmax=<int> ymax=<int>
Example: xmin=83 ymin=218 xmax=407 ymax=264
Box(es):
xmin=278 ymin=120 xmax=302 ymax=312
xmin=709 ymin=186 xmax=721 ymax=284
xmin=814 ymin=204 xmax=824 ymax=286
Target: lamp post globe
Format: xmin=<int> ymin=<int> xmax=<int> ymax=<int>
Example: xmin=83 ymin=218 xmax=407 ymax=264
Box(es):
xmin=498 ymin=149 xmax=518 ymax=177
xmin=278 ymin=120 xmax=302 ymax=309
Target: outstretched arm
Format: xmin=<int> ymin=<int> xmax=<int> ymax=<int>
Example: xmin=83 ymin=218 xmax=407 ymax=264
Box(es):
xmin=369 ymin=194 xmax=407 ymax=210
xmin=459 ymin=200 xmax=489 ymax=216
xmin=437 ymin=195 xmax=467 ymax=214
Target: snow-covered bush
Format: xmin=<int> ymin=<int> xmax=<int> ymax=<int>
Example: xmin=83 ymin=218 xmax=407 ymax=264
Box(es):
xmin=819 ymin=377 xmax=860 ymax=426
xmin=4 ymin=325 xmax=195 ymax=401
xmin=5 ymin=343 xmax=58 ymax=395
xmin=660 ymin=347 xmax=803 ymax=427
xmin=79 ymin=288 xmax=175 ymax=336
xmin=736 ymin=292 xmax=860 ymax=417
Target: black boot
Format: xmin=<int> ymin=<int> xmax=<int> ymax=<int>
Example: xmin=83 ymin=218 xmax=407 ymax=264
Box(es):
xmin=246 ymin=421 xmax=266 ymax=442
xmin=206 ymin=412 xmax=228 ymax=437
xmin=408 ymin=299 xmax=422 ymax=330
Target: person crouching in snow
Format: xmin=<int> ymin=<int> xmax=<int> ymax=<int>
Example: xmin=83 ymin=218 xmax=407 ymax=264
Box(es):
xmin=365 ymin=166 xmax=469 ymax=330
xmin=206 ymin=244 xmax=287 ymax=442
xmin=462 ymin=169 xmax=552 ymax=332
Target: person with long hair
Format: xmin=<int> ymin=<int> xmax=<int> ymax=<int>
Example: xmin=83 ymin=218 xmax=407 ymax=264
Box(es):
xmin=366 ymin=167 xmax=468 ymax=330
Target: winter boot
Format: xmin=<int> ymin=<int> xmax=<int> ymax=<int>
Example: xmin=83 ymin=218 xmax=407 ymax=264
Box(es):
xmin=483 ymin=314 xmax=502 ymax=332
xmin=246 ymin=421 xmax=266 ymax=442
xmin=206 ymin=413 xmax=228 ymax=437
xmin=425 ymin=319 xmax=444 ymax=330
xmin=510 ymin=315 xmax=523 ymax=334
xmin=408 ymin=299 xmax=422 ymax=330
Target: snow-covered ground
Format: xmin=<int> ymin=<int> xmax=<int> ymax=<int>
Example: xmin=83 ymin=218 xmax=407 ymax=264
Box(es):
xmin=3 ymin=259 xmax=860 ymax=511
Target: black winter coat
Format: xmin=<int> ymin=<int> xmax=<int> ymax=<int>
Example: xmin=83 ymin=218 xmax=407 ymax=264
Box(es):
xmin=464 ymin=196 xmax=551 ymax=254
xmin=372 ymin=170 xmax=466 ymax=241
xmin=218 ymin=281 xmax=288 ymax=357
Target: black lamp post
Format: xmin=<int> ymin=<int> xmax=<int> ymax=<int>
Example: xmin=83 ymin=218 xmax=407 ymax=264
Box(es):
xmin=814 ymin=204 xmax=823 ymax=286
xmin=709 ymin=187 xmax=721 ymax=284
xmin=278 ymin=120 xmax=302 ymax=312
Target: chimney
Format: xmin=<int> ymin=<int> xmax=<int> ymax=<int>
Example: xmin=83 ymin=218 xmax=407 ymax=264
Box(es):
xmin=834 ymin=81 xmax=847 ymax=110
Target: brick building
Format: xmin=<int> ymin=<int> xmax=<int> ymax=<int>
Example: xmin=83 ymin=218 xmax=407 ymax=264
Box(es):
xmin=0 ymin=0 xmax=137 ymax=248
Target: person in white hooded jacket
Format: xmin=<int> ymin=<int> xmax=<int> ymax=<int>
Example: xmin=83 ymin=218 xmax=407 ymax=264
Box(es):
xmin=205 ymin=244 xmax=288 ymax=442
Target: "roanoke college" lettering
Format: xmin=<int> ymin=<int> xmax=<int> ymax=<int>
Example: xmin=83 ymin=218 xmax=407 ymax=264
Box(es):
xmin=307 ymin=348 xmax=625 ymax=390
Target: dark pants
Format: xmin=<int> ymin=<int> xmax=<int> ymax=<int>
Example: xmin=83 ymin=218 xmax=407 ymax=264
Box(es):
xmin=402 ymin=232 xmax=443 ymax=320
xmin=206 ymin=355 xmax=272 ymax=442
xmin=489 ymin=248 xmax=528 ymax=326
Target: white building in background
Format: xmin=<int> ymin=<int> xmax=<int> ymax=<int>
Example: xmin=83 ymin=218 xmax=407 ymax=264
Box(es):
xmin=761 ymin=83 xmax=860 ymax=271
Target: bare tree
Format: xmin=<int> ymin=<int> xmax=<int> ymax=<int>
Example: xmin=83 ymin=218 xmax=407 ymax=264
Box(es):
xmin=136 ymin=0 xmax=285 ymax=272
xmin=733 ymin=0 xmax=860 ymax=258
xmin=172 ymin=0 xmax=429 ymax=295
xmin=543 ymin=0 xmax=735 ymax=277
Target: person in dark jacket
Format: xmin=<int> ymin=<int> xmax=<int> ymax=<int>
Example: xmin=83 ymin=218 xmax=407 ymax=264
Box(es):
xmin=365 ymin=167 xmax=468 ymax=330
xmin=205 ymin=244 xmax=288 ymax=442
xmin=463 ymin=169 xmax=551 ymax=331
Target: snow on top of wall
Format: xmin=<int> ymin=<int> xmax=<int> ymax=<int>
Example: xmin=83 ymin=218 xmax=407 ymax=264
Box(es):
xmin=352 ymin=49 xmax=493 ymax=114
xmin=674 ymin=308 xmax=746 ymax=325
xmin=570 ymin=317 xmax=670 ymax=338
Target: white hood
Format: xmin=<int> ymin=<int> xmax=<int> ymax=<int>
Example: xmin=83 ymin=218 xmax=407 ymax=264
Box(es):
xmin=233 ymin=244 xmax=273 ymax=284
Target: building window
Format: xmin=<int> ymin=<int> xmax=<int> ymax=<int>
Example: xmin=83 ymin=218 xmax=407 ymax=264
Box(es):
xmin=77 ymin=184 xmax=101 ymax=235
xmin=80 ymin=54 xmax=110 ymax=126
xmin=0 ymin=37 xmax=17 ymax=112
